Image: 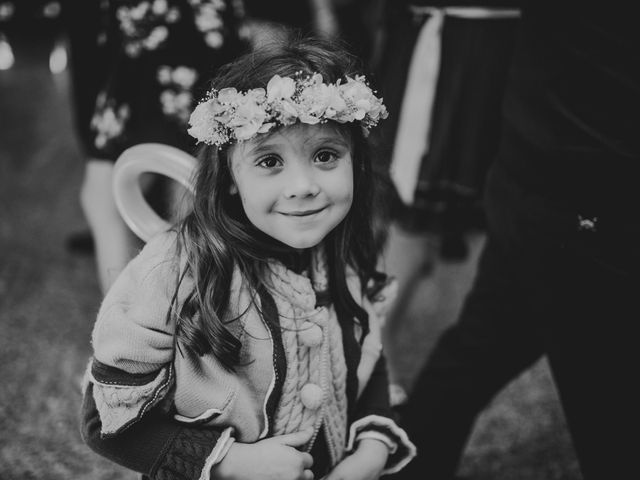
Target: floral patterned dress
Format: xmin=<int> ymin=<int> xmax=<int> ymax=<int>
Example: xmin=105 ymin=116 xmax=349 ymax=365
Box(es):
xmin=81 ymin=0 xmax=246 ymax=160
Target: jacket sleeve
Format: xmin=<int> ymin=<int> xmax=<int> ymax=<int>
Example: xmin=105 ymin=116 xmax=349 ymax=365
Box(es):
xmin=81 ymin=382 xmax=234 ymax=480
xmin=82 ymin=232 xmax=235 ymax=479
xmin=347 ymin=354 xmax=416 ymax=475
xmin=346 ymin=277 xmax=417 ymax=474
xmin=88 ymin=231 xmax=182 ymax=435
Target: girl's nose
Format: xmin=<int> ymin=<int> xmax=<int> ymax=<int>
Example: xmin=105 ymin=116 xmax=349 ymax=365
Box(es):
xmin=283 ymin=165 xmax=320 ymax=198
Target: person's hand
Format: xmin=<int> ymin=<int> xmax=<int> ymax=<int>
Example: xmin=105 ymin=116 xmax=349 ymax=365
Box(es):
xmin=212 ymin=429 xmax=314 ymax=480
xmin=324 ymin=438 xmax=388 ymax=480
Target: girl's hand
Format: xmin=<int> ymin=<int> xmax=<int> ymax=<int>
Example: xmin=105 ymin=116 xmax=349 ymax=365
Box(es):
xmin=324 ymin=439 xmax=389 ymax=480
xmin=212 ymin=429 xmax=314 ymax=480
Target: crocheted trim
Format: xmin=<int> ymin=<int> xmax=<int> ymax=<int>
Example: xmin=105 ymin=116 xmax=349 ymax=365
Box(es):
xmin=174 ymin=407 xmax=224 ymax=425
xmin=187 ymin=72 xmax=388 ymax=146
xmin=346 ymin=415 xmax=417 ymax=475
xmin=91 ymin=363 xmax=174 ymax=436
xmin=355 ymin=430 xmax=398 ymax=454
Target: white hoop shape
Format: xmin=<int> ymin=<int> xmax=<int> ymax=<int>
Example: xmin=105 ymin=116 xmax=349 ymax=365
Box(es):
xmin=113 ymin=143 xmax=198 ymax=242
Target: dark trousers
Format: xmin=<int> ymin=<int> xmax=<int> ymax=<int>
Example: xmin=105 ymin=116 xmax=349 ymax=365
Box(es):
xmin=396 ymin=163 xmax=640 ymax=479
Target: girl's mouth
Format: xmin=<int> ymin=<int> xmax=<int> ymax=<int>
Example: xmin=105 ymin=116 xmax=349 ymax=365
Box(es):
xmin=281 ymin=206 xmax=327 ymax=217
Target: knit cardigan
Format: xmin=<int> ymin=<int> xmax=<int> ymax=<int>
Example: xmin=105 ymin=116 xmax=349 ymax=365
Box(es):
xmin=81 ymin=231 xmax=415 ymax=480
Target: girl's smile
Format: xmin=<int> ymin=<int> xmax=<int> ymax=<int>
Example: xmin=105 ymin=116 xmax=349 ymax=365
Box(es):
xmin=230 ymin=122 xmax=354 ymax=249
xmin=279 ymin=206 xmax=327 ymax=217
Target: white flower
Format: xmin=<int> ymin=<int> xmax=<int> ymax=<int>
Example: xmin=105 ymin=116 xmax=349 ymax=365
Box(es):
xmin=366 ymin=98 xmax=388 ymax=124
xmin=267 ymin=75 xmax=296 ymax=102
xmin=229 ymin=92 xmax=268 ymax=140
xmin=266 ymin=75 xmax=298 ymax=123
xmin=128 ymin=2 xmax=150 ymax=21
xmin=338 ymin=76 xmax=375 ymax=121
xmin=91 ymin=102 xmax=130 ymax=147
xmin=118 ymin=17 xmax=137 ymax=36
xmin=205 ymin=31 xmax=224 ymax=48
xmin=195 ymin=6 xmax=223 ymax=31
xmin=188 ymin=73 xmax=387 ymax=146
xmin=324 ymin=85 xmax=348 ymax=119
xmin=174 ymin=91 xmax=193 ymax=110
xmin=297 ymin=75 xmax=345 ymax=123
xmin=217 ymin=87 xmax=239 ymax=104
xmin=151 ymin=0 xmax=168 ymax=15
xmin=125 ymin=42 xmax=142 ymax=58
xmin=160 ymin=90 xmax=193 ymax=122
xmin=157 ymin=65 xmax=172 ymax=85
xmin=188 ymin=100 xmax=219 ymax=144
xmin=166 ymin=7 xmax=181 ymax=22
xmin=144 ymin=25 xmax=169 ymax=50
xmin=172 ymin=66 xmax=198 ymax=89
xmin=160 ymin=90 xmax=177 ymax=114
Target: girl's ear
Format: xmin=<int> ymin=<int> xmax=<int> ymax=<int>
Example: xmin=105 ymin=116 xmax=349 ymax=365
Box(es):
xmin=229 ymin=182 xmax=238 ymax=194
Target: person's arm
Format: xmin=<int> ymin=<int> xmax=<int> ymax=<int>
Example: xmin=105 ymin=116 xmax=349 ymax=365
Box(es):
xmin=342 ymin=274 xmax=416 ymax=474
xmin=81 ymin=231 xmax=237 ymax=478
xmin=83 ymin=379 xmax=316 ymax=480
xmin=87 ymin=232 xmax=182 ymax=433
xmin=81 ymin=382 xmax=232 ymax=480
xmin=322 ymin=354 xmax=415 ymax=480
xmin=347 ymin=354 xmax=416 ymax=474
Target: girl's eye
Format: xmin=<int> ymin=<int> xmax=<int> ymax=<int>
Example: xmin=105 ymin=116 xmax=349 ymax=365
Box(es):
xmin=257 ymin=156 xmax=282 ymax=169
xmin=315 ymin=150 xmax=338 ymax=164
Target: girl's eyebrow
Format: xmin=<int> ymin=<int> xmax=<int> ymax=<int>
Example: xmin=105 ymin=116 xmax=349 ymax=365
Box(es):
xmin=305 ymin=135 xmax=350 ymax=148
xmin=245 ymin=135 xmax=349 ymax=156
xmin=245 ymin=142 xmax=281 ymax=156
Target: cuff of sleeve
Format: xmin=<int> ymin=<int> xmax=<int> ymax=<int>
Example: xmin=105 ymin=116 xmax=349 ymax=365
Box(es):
xmin=91 ymin=363 xmax=174 ymax=437
xmin=197 ymin=427 xmax=235 ymax=480
xmin=152 ymin=426 xmax=225 ymax=480
xmin=355 ymin=430 xmax=398 ymax=454
xmin=346 ymin=415 xmax=417 ymax=475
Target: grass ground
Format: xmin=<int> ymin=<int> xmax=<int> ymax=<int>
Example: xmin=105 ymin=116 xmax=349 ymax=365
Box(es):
xmin=0 ymin=37 xmax=582 ymax=480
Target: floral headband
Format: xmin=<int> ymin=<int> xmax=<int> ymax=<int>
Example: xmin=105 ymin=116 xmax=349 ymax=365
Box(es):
xmin=187 ymin=72 xmax=388 ymax=146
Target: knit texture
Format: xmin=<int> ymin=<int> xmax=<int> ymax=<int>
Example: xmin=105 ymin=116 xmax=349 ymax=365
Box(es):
xmin=268 ymin=247 xmax=348 ymax=466
xmin=89 ymin=231 xmax=395 ymax=459
xmin=92 ymin=364 xmax=173 ymax=436
xmin=152 ymin=427 xmax=219 ymax=480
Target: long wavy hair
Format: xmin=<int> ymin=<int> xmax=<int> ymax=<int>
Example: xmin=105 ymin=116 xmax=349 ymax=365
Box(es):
xmin=171 ymin=34 xmax=388 ymax=371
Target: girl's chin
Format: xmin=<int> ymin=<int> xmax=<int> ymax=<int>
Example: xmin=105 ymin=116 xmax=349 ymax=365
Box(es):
xmin=280 ymin=237 xmax=324 ymax=250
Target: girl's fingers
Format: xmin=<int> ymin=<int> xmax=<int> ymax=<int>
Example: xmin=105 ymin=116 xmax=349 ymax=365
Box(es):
xmin=277 ymin=429 xmax=314 ymax=447
xmin=302 ymin=468 xmax=314 ymax=480
xmin=301 ymin=452 xmax=314 ymax=469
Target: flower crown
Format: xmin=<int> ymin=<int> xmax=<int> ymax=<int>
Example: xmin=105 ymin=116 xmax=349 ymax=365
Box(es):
xmin=187 ymin=72 xmax=388 ymax=146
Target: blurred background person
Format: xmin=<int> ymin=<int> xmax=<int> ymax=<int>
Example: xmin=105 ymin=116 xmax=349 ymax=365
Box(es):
xmin=395 ymin=1 xmax=640 ymax=479
xmin=241 ymin=0 xmax=384 ymax=68
xmin=0 ymin=1 xmax=16 ymax=70
xmin=62 ymin=0 xmax=246 ymax=293
xmin=61 ymin=0 xmax=109 ymax=255
xmin=372 ymin=0 xmax=520 ymax=395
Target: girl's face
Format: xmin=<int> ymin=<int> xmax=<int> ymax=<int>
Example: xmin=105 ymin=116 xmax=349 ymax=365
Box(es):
xmin=229 ymin=123 xmax=354 ymax=250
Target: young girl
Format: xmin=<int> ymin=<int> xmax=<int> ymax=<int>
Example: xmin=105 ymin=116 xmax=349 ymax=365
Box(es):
xmin=81 ymin=36 xmax=415 ymax=480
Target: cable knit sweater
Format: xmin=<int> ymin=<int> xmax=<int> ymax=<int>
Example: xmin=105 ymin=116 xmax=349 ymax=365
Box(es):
xmin=81 ymin=231 xmax=415 ymax=480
